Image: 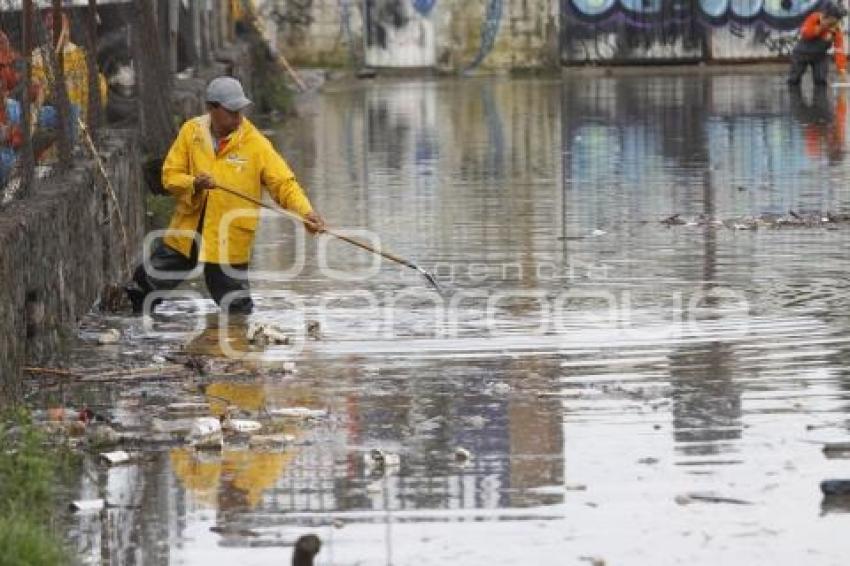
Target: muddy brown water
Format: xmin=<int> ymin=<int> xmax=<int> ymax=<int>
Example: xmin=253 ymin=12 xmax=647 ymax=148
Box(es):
xmin=29 ymin=74 xmax=850 ymax=565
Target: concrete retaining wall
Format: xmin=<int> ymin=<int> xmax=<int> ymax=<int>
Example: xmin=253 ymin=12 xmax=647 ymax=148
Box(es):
xmin=0 ymin=131 xmax=145 ymax=402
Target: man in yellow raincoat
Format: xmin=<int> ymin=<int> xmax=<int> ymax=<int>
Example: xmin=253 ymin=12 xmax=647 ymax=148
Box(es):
xmin=126 ymin=76 xmax=324 ymax=315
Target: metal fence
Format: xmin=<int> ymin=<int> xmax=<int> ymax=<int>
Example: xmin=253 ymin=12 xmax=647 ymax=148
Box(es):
xmin=0 ymin=0 xmax=235 ymax=207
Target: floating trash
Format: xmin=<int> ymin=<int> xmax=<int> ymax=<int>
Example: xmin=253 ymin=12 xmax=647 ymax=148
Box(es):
xmin=247 ymin=322 xmax=290 ymax=346
xmin=268 ymin=407 xmax=327 ymax=419
xmin=70 ymin=499 xmax=106 ymax=514
xmin=454 ymin=446 xmax=472 ymax=464
xmin=187 ymin=417 xmax=223 ymax=450
xmin=364 ymin=449 xmax=401 ymax=473
xmin=97 ymin=329 xmax=121 ymax=345
xmin=99 ymin=450 xmax=132 ymax=466
xmin=248 ymin=434 xmax=295 ymax=449
xmin=167 ymin=402 xmax=210 ymax=415
xmin=222 ymin=417 xmax=262 ymax=434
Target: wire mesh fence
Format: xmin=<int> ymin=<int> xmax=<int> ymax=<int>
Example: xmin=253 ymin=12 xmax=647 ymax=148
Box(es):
xmin=0 ymin=0 xmax=235 ymax=208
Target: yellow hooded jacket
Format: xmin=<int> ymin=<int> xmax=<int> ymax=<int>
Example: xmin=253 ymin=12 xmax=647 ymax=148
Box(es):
xmin=161 ymin=114 xmax=313 ymax=265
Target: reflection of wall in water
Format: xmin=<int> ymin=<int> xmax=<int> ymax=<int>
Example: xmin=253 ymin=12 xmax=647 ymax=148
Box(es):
xmin=560 ymin=76 xmax=849 ymax=232
xmin=506 ymin=358 xmax=565 ymax=504
xmin=333 ymin=359 xmax=564 ymax=512
xmin=668 ymin=341 xmax=743 ymax=457
xmin=301 ymin=81 xmax=563 ymax=262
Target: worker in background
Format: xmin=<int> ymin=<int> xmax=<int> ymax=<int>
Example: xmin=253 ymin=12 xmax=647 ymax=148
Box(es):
xmin=788 ymin=1 xmax=848 ymax=86
xmin=0 ymin=30 xmax=22 ymax=185
xmin=125 ymin=76 xmax=325 ymax=315
xmin=31 ymin=10 xmax=107 ymax=144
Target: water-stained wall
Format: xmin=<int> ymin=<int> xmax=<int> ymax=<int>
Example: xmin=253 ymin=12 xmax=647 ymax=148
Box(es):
xmin=265 ymin=0 xmax=559 ymax=70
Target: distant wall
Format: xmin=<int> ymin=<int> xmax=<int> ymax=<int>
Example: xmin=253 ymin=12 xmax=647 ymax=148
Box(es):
xmin=261 ymin=0 xmax=821 ymax=69
xmin=0 ymin=131 xmax=145 ymax=402
xmin=560 ymin=0 xmax=812 ymax=64
xmin=266 ymin=0 xmax=560 ymax=71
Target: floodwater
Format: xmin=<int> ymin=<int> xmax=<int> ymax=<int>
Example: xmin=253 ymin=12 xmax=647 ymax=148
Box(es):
xmin=34 ymin=73 xmax=850 ymax=565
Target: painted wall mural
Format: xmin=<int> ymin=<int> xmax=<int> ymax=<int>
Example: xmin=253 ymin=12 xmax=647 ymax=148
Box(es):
xmin=365 ymin=0 xmax=437 ymax=67
xmin=562 ymin=0 xmax=820 ymax=62
xmin=566 ymin=0 xmax=818 ymax=25
xmin=465 ymin=0 xmax=505 ymax=71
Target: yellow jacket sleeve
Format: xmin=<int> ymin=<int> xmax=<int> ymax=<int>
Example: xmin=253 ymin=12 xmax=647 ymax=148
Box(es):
xmin=162 ymin=121 xmax=197 ymax=195
xmin=261 ymin=144 xmax=313 ymax=218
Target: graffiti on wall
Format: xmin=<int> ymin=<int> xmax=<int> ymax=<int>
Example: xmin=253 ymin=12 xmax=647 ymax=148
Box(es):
xmin=269 ymin=0 xmax=315 ymax=28
xmin=562 ymin=0 xmax=821 ymax=62
xmin=465 ymin=0 xmax=504 ymax=71
xmin=566 ymin=0 xmax=818 ymax=26
xmin=365 ymin=0 xmax=437 ymax=66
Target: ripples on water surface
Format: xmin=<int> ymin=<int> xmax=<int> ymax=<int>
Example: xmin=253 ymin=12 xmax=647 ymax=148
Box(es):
xmin=59 ymin=74 xmax=850 ymax=565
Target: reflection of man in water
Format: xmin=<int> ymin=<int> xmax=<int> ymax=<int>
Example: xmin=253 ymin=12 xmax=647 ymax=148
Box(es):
xmin=790 ymin=86 xmax=847 ymax=163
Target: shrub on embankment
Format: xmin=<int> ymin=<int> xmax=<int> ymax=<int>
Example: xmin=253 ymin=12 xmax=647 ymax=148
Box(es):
xmin=0 ymin=409 xmax=77 ymax=566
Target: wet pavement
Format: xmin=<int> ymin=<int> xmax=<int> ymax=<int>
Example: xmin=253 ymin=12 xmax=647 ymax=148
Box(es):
xmin=26 ymin=72 xmax=850 ymax=565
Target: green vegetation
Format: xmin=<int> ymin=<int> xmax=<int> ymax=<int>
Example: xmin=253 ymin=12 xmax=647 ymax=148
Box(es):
xmin=0 ymin=409 xmax=77 ymax=566
xmin=247 ymin=33 xmax=294 ymax=115
xmin=146 ymin=193 xmax=176 ymax=231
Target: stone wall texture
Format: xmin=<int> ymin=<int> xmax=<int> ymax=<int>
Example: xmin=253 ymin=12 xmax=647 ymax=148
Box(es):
xmin=0 ymin=131 xmax=145 ymax=402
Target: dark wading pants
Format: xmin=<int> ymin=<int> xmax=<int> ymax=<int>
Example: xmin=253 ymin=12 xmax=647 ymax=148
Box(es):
xmin=788 ymin=52 xmax=830 ymax=86
xmin=130 ymin=240 xmax=254 ymax=314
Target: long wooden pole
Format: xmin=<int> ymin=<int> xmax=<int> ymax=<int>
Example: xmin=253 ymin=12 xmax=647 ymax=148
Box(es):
xmin=241 ymin=0 xmax=308 ymax=92
xmin=212 ymin=184 xmax=442 ymax=291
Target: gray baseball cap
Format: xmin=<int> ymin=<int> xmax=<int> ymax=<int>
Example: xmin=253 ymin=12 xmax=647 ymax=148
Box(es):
xmin=206 ymin=77 xmax=252 ymax=112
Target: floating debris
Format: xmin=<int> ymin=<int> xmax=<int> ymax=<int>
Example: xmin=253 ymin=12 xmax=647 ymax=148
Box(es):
xmin=167 ymin=402 xmax=210 ymax=415
xmin=79 ymin=407 xmax=110 ymax=424
xmin=222 ymin=417 xmax=262 ymax=434
xmin=210 ymin=525 xmax=260 ymax=538
xmin=821 ymin=480 xmax=850 ymax=496
xmin=454 ymin=447 xmax=472 ymax=463
xmin=87 ymin=424 xmax=121 ymax=448
xmin=678 ymin=492 xmax=752 ymax=505
xmin=822 ymin=442 xmax=850 ymax=456
xmin=485 ymin=381 xmax=512 ymax=395
xmin=97 ymin=329 xmax=121 ymax=345
xmin=268 ymin=407 xmax=327 ymax=419
xmin=660 ymin=213 xmax=686 ymax=226
xmin=306 ymin=320 xmax=322 ymax=341
xmin=187 ymin=417 xmax=223 ymax=450
xmin=364 ymin=449 xmax=401 ymax=473
xmin=464 ymin=415 xmax=487 ymax=429
xmin=247 ymin=322 xmax=290 ymax=346
xmin=660 ymin=209 xmax=850 ymax=230
xmin=70 ymin=499 xmax=106 ymax=514
xmin=151 ymin=417 xmax=196 ymax=435
xmin=293 ymin=534 xmax=322 ymax=566
xmin=99 ymin=450 xmax=132 ymax=466
xmin=248 ymin=434 xmax=294 ymax=449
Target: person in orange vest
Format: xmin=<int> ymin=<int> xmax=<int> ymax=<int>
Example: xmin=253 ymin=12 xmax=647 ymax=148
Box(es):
xmin=788 ymin=1 xmax=848 ymax=87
